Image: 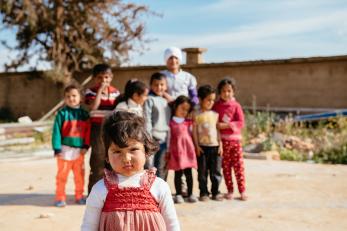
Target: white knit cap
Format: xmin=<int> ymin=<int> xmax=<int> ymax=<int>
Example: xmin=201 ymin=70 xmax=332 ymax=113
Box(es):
xmin=164 ymin=47 xmax=182 ymax=63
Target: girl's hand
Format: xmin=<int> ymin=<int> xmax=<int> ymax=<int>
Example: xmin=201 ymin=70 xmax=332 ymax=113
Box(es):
xmin=81 ymin=148 xmax=88 ymax=155
xmin=217 ymin=122 xmax=230 ymax=130
xmin=163 ymin=92 xmax=174 ymax=102
xmin=218 ymin=145 xmax=223 ymax=156
xmin=55 ymin=153 xmax=62 ymax=158
xmin=165 ymin=152 xmax=170 ymax=161
xmin=195 ymin=146 xmax=204 ymax=157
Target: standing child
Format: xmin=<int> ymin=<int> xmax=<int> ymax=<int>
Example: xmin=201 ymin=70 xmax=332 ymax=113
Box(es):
xmin=52 ymin=85 xmax=91 ymax=207
xmin=85 ymin=64 xmax=120 ymax=193
xmin=144 ymin=73 xmax=171 ymax=179
xmin=212 ymin=77 xmax=247 ymax=201
xmin=81 ymin=111 xmax=180 ymax=231
xmin=161 ymin=47 xmax=199 ymax=105
xmin=192 ymin=85 xmax=223 ymax=202
xmin=115 ymin=79 xmax=149 ymax=117
xmin=167 ymin=95 xmax=198 ymax=203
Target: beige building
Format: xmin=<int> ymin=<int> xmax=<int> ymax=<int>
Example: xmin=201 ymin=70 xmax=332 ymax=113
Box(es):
xmin=0 ymin=48 xmax=346 ymax=120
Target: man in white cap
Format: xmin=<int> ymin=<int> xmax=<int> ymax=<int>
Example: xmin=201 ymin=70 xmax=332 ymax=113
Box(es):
xmin=161 ymin=47 xmax=199 ymax=105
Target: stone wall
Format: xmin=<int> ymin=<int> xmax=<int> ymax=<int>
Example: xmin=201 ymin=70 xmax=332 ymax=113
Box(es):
xmin=0 ymin=55 xmax=347 ymax=120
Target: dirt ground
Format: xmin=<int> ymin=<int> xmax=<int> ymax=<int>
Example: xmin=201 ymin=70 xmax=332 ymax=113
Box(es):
xmin=0 ymin=155 xmax=346 ymax=231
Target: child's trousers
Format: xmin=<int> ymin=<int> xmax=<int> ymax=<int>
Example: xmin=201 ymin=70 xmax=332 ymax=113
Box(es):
xmin=222 ymin=140 xmax=246 ymax=193
xmin=88 ymin=123 xmax=105 ymax=194
xmin=174 ymin=168 xmax=193 ymax=196
xmin=197 ymin=146 xmax=222 ymax=197
xmin=55 ymin=154 xmax=85 ymax=201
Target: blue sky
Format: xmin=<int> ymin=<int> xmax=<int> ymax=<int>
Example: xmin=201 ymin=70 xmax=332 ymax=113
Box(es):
xmin=1 ymin=0 xmax=347 ymax=71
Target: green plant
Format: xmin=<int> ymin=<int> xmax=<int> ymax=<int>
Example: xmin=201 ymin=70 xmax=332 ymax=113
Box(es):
xmin=313 ymin=143 xmax=347 ymax=164
xmin=279 ymin=148 xmax=307 ymax=161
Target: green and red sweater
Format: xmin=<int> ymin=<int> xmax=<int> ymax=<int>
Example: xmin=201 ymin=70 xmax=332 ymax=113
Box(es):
xmin=52 ymin=106 xmax=91 ymax=155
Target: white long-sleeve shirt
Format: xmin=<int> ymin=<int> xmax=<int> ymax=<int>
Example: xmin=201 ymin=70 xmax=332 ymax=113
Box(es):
xmin=81 ymin=171 xmax=180 ymax=231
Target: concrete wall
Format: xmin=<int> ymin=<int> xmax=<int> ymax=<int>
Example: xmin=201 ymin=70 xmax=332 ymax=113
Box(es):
xmin=1 ymin=55 xmax=347 ymax=120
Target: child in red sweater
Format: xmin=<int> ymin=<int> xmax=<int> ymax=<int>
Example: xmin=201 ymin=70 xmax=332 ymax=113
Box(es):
xmin=84 ymin=64 xmax=120 ymax=193
xmin=212 ymin=77 xmax=247 ymax=201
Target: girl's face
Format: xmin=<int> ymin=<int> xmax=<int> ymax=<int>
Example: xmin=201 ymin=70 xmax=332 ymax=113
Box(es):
xmin=107 ymin=139 xmax=146 ymax=177
xmin=132 ymin=88 xmax=149 ymax=106
xmin=220 ymin=84 xmax=234 ymax=101
xmin=201 ymin=93 xmax=216 ymax=111
xmin=175 ymin=101 xmax=191 ymax=118
xmin=64 ymin=89 xmax=81 ymax=108
xmin=166 ymin=56 xmax=180 ymax=72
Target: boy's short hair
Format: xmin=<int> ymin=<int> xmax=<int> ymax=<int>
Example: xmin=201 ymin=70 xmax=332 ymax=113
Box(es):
xmin=150 ymin=72 xmax=166 ymax=85
xmin=64 ymin=84 xmax=81 ymax=95
xmin=198 ymin=85 xmax=216 ymax=100
xmin=102 ymin=111 xmax=159 ymax=170
xmin=92 ymin=64 xmax=111 ymax=77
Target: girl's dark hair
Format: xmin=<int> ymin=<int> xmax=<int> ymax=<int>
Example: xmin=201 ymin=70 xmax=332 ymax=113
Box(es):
xmin=171 ymin=95 xmax=193 ymax=117
xmin=150 ymin=72 xmax=166 ymax=85
xmin=102 ymin=111 xmax=159 ymax=170
xmin=117 ymin=79 xmax=148 ymax=103
xmin=198 ymin=84 xmax=216 ymax=100
xmin=217 ymin=77 xmax=236 ymax=94
xmin=92 ymin=64 xmax=111 ymax=77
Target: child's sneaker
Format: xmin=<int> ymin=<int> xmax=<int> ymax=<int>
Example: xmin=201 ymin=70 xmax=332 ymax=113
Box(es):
xmin=211 ymin=193 xmax=224 ymax=201
xmin=187 ymin=195 xmax=198 ymax=203
xmin=174 ymin=195 xmax=184 ymax=204
xmin=240 ymin=193 xmax=248 ymax=201
xmin=76 ymin=197 xmax=87 ymax=205
xmin=199 ymin=195 xmax=210 ymax=202
xmin=224 ymin=192 xmax=233 ymax=200
xmin=54 ymin=201 xmax=66 ymax=207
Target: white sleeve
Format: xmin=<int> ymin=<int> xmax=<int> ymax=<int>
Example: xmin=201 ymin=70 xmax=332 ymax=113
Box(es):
xmin=81 ymin=180 xmax=107 ymax=231
xmin=114 ymin=102 xmax=128 ymax=112
xmin=151 ymin=178 xmax=180 ymax=231
xmin=188 ymin=72 xmax=197 ymax=90
xmin=143 ymin=98 xmax=153 ymax=135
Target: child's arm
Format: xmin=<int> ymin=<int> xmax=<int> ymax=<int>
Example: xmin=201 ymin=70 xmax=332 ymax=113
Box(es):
xmin=187 ymin=73 xmax=199 ymax=105
xmin=81 ymin=181 xmax=106 ymax=231
xmin=82 ymin=117 xmax=91 ymax=155
xmin=192 ymin=113 xmax=203 ymax=156
xmin=52 ymin=111 xmax=63 ymax=156
xmin=89 ymin=83 xmax=108 ymax=110
xmin=155 ymin=180 xmax=180 ymax=231
xmin=228 ymin=104 xmax=245 ymax=133
xmin=162 ymin=91 xmax=174 ymax=103
xmin=217 ymin=124 xmax=223 ymax=156
xmin=143 ymin=98 xmax=153 ymax=135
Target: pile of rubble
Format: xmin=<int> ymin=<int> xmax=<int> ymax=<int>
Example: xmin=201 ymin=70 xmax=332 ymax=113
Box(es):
xmin=244 ymin=132 xmax=315 ymax=161
xmin=0 ymin=116 xmax=52 ymax=159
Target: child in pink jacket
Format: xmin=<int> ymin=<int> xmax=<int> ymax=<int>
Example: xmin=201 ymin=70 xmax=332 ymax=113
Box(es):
xmin=213 ymin=77 xmax=247 ymax=201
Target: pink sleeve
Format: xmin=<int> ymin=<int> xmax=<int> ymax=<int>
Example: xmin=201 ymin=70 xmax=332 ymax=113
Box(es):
xmin=229 ymin=104 xmax=244 ymax=133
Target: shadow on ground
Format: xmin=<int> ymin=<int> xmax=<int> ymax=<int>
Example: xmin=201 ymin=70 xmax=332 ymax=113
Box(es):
xmin=0 ymin=193 xmax=79 ymax=207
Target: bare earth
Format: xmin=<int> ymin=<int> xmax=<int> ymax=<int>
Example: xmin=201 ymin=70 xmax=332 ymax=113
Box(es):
xmin=0 ymin=155 xmax=346 ymax=231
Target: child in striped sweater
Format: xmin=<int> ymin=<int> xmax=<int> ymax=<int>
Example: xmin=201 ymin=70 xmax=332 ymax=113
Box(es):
xmin=52 ymin=85 xmax=91 ymax=207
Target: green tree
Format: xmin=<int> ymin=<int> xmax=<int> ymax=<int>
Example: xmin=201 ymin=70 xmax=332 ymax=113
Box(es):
xmin=0 ymin=0 xmax=154 ymax=83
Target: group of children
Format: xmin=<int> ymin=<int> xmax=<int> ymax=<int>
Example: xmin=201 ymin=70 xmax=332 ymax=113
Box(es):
xmin=52 ymin=47 xmax=247 ymax=230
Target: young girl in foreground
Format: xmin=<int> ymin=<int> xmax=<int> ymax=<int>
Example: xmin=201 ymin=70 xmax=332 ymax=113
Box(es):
xmin=81 ymin=111 xmax=180 ymax=231
xmin=213 ymin=77 xmax=247 ymax=201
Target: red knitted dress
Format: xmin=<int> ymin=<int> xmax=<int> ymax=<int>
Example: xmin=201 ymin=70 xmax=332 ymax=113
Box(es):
xmin=99 ymin=169 xmax=166 ymax=231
